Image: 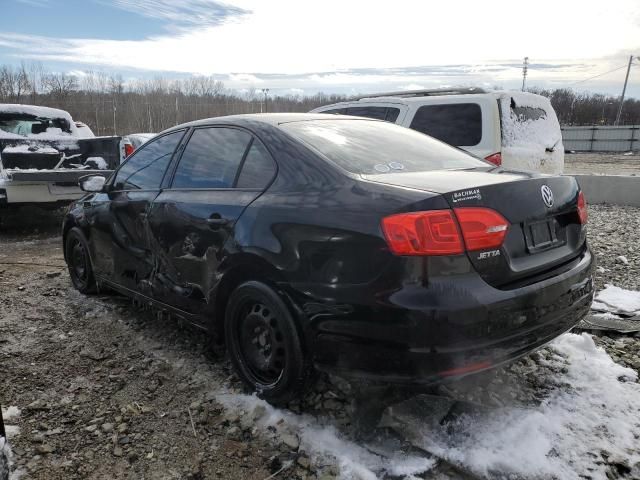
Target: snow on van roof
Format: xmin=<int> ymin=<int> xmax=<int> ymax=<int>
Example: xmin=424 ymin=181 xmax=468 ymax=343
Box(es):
xmin=0 ymin=103 xmax=74 ymax=121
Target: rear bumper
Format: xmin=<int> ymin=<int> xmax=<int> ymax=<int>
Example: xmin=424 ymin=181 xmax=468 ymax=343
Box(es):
xmin=308 ymin=248 xmax=594 ymax=384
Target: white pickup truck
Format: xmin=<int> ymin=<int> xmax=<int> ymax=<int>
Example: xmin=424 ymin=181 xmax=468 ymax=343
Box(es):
xmin=0 ymin=104 xmax=122 ymax=210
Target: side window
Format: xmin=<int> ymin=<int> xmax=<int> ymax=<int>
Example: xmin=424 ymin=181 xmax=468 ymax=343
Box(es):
xmin=236 ymin=140 xmax=276 ymax=189
xmin=172 ymin=127 xmax=252 ymax=189
xmin=410 ymin=103 xmax=482 ymax=147
xmin=346 ymin=106 xmax=388 ymax=121
xmin=113 ymin=130 xmax=183 ymax=190
xmin=385 ymin=107 xmax=400 ymax=123
xmin=320 ymin=108 xmax=347 ymax=115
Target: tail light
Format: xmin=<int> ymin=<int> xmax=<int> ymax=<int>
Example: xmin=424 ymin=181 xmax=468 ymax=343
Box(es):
xmin=381 ymin=210 xmax=464 ymax=255
xmin=577 ymin=191 xmax=588 ymax=224
xmin=124 ymin=143 xmax=135 ymax=158
xmin=485 ymin=152 xmax=502 ymax=166
xmin=381 ymin=208 xmax=509 ymax=256
xmin=454 ymin=207 xmax=509 ymax=251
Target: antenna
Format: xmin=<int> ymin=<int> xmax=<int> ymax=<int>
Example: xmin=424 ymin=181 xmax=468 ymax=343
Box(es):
xmin=521 ymin=57 xmax=529 ymax=92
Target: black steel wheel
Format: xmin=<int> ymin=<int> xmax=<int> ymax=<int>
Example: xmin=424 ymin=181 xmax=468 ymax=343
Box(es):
xmin=65 ymin=227 xmax=96 ymax=294
xmin=225 ymin=281 xmax=309 ymax=404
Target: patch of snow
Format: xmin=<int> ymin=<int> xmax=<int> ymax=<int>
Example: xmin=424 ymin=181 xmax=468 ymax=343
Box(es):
xmin=594 ymin=284 xmax=640 ymax=315
xmin=0 ymin=103 xmax=73 ymax=121
xmin=74 ymin=122 xmax=95 ymax=138
xmin=81 ymin=175 xmax=106 ymax=191
xmin=417 ymin=333 xmax=640 ymax=479
xmin=617 ymin=255 xmax=630 ymax=265
xmin=220 ymin=332 xmax=640 ymax=479
xmin=217 ymin=394 xmax=435 ymax=479
xmin=86 ymin=156 xmax=108 ymax=170
xmin=1 ymin=406 xmax=20 ymax=421
xmin=2 ymin=145 xmax=59 ymax=155
xmin=0 ymin=103 xmax=87 ymax=139
xmin=499 ymin=92 xmax=564 ymax=175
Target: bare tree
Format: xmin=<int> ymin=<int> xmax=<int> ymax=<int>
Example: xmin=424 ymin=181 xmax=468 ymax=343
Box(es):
xmin=42 ymin=72 xmax=78 ymax=100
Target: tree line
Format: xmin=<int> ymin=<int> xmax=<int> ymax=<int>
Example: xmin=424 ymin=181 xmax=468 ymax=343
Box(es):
xmin=0 ymin=63 xmax=638 ymax=136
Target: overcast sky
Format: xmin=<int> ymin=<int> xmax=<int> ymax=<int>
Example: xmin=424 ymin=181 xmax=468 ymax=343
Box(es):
xmin=1 ymin=0 xmax=639 ymax=98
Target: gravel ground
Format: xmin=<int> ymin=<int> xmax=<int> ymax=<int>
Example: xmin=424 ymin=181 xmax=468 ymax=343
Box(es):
xmin=564 ymin=152 xmax=640 ymax=176
xmin=1 ymin=204 xmax=639 ymax=479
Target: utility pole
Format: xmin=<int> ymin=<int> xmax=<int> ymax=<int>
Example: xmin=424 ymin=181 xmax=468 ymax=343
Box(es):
xmin=112 ymin=100 xmax=117 ymax=136
xmin=614 ymin=55 xmax=633 ymax=126
xmin=521 ymin=57 xmax=529 ymax=92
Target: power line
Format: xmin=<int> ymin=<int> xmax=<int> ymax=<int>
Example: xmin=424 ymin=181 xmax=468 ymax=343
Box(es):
xmin=568 ymin=64 xmax=629 ymax=87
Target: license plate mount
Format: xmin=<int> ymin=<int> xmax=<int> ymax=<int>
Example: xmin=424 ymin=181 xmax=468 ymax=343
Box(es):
xmin=524 ymin=218 xmax=562 ymax=253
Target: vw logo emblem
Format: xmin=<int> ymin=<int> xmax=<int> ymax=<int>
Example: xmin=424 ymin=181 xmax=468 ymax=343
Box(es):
xmin=541 ymin=185 xmax=554 ymax=208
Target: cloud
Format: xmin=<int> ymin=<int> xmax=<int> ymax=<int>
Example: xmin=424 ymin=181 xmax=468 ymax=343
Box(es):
xmin=15 ymin=0 xmax=49 ymax=6
xmin=103 ymin=0 xmax=250 ymax=30
xmin=228 ymin=73 xmax=263 ymax=84
xmin=1 ymin=0 xmax=639 ymax=97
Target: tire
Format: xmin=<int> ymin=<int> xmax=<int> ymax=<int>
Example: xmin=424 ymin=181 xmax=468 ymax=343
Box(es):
xmin=65 ymin=227 xmax=97 ymax=294
xmin=225 ymin=281 xmax=309 ymax=404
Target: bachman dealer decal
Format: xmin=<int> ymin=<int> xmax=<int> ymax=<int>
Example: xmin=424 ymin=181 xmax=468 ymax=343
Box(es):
xmin=452 ymin=188 xmax=482 ymax=203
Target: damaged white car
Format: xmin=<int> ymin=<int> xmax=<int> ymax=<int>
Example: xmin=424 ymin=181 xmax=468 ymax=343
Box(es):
xmin=0 ymin=104 xmax=121 ymax=210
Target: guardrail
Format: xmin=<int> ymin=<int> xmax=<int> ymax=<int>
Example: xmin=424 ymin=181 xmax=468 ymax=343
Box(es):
xmin=561 ymin=125 xmax=639 ymax=152
xmin=570 ymin=174 xmax=640 ymax=207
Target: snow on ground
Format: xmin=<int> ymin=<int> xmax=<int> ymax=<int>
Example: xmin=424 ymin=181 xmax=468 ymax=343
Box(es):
xmin=2 ymin=406 xmax=21 ymax=439
xmin=422 ymin=333 xmax=639 ymax=479
xmin=593 ymin=284 xmax=640 ymax=315
xmin=217 ymin=394 xmax=436 ymax=479
xmin=220 ymin=332 xmax=640 ymax=479
xmin=1 ymin=406 xmax=21 ymax=479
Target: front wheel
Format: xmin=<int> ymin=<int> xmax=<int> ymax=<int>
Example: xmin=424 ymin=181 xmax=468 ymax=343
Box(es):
xmin=225 ymin=281 xmax=309 ymax=404
xmin=65 ymin=227 xmax=97 ymax=294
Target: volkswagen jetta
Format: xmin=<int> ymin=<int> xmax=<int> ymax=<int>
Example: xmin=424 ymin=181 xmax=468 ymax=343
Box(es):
xmin=63 ymin=114 xmax=594 ymax=403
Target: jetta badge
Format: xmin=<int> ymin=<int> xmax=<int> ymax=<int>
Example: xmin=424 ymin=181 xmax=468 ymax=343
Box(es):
xmin=541 ymin=185 xmax=554 ymax=208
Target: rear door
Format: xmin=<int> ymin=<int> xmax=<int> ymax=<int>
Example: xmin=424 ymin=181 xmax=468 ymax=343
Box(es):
xmin=90 ymin=129 xmax=185 ymax=290
xmin=147 ymin=126 xmax=276 ymax=315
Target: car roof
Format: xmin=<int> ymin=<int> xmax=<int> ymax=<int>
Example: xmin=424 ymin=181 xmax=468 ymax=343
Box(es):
xmin=168 ymin=113 xmax=361 ymax=132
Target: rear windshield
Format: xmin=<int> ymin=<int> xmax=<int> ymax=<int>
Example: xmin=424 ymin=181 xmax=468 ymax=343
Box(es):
xmin=0 ymin=113 xmax=71 ymax=136
xmin=281 ymin=119 xmax=486 ymax=175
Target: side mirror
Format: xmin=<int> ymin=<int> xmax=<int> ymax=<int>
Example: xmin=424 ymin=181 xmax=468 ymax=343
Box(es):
xmin=79 ymin=175 xmax=106 ymax=193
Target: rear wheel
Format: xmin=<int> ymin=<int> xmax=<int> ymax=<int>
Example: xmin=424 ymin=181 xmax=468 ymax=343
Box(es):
xmin=65 ymin=227 xmax=96 ymax=294
xmin=225 ymin=281 xmax=308 ymax=404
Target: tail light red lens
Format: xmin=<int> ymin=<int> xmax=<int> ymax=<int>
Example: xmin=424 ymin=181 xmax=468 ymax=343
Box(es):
xmin=124 ymin=143 xmax=135 ymax=158
xmin=381 ymin=210 xmax=464 ymax=255
xmin=382 ymin=208 xmax=509 ymax=256
xmin=577 ymin=191 xmax=588 ymax=224
xmin=454 ymin=207 xmax=509 ymax=251
xmin=484 ymin=152 xmax=502 ymax=166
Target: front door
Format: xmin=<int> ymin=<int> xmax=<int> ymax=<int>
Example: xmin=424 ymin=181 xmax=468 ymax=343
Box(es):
xmin=90 ymin=129 xmax=186 ymax=292
xmin=147 ymin=126 xmax=276 ymax=316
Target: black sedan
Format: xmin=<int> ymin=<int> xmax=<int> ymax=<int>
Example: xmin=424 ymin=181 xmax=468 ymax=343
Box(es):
xmin=63 ymin=114 xmax=594 ymax=403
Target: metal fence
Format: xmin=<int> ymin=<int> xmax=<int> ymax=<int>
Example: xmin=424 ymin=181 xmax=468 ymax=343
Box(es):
xmin=561 ymin=125 xmax=639 ymax=152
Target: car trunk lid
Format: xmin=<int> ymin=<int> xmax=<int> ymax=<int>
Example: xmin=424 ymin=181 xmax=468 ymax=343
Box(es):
xmin=364 ymin=169 xmax=586 ymax=289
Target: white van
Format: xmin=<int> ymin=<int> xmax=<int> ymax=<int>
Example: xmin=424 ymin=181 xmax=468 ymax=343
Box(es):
xmin=310 ymin=88 xmax=564 ymax=174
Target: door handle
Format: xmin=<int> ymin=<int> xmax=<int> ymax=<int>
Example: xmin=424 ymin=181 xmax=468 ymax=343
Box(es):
xmin=207 ymin=214 xmax=229 ymax=227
